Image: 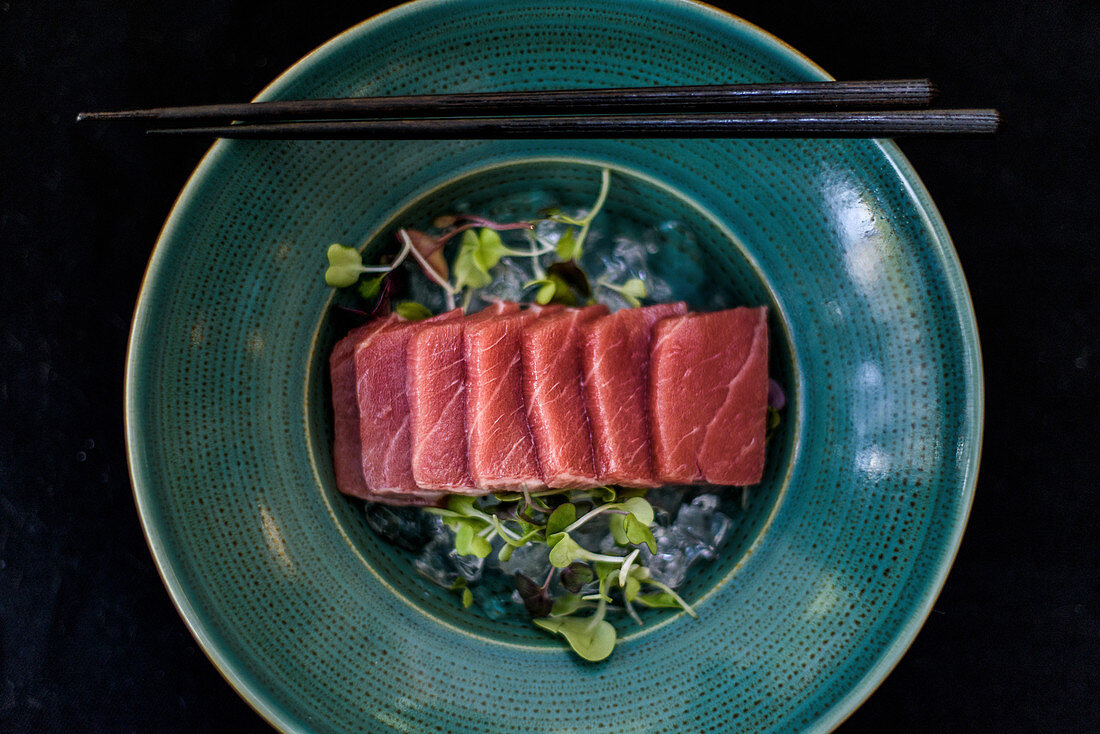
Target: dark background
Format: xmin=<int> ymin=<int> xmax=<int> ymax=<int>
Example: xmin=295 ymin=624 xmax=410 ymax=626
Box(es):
xmin=1 ymin=1 xmax=1096 ymax=731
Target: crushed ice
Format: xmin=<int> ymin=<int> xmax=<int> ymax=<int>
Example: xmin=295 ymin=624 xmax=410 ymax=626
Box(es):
xmin=400 ymin=491 xmax=732 ymax=600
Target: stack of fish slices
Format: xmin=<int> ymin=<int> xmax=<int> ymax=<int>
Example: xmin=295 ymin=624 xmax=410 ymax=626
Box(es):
xmin=329 ymin=301 xmax=769 ymax=505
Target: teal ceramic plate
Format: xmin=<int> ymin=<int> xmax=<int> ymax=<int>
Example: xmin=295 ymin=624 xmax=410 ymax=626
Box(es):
xmin=125 ymin=1 xmax=982 ymax=731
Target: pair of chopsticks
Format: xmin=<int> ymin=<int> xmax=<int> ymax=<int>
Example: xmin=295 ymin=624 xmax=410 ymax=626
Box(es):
xmin=76 ymin=79 xmax=999 ymax=139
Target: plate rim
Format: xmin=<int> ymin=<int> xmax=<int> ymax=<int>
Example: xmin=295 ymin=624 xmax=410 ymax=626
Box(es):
xmin=124 ymin=1 xmax=984 ymax=731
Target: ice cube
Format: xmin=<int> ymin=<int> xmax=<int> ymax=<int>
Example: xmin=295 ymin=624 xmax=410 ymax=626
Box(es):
xmin=708 ymin=511 xmax=733 ymax=552
xmin=402 ymin=265 xmax=449 ymax=313
xmin=471 ymin=257 xmax=530 ymax=306
xmin=479 ymin=594 xmax=509 ymax=621
xmin=534 ymin=218 xmax=566 ymax=246
xmin=641 ymin=526 xmax=690 ymax=588
xmin=499 ymin=542 xmax=551 ymax=581
xmin=639 ymin=493 xmax=735 ymax=587
xmin=647 ymin=487 xmax=686 ymax=527
xmin=450 ymin=548 xmax=485 ymax=583
xmin=673 ymin=494 xmax=732 ymax=560
xmin=690 ymin=494 xmax=720 ymax=512
xmin=675 ymin=495 xmax=718 ymax=544
xmin=414 ymin=531 xmax=459 ymax=589
xmin=583 ymin=231 xmax=673 ymax=311
xmin=364 ymin=502 xmax=432 ymax=552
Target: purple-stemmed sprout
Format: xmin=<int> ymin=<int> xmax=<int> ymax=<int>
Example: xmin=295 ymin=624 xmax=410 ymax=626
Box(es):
xmin=768 ymin=378 xmax=787 ymax=410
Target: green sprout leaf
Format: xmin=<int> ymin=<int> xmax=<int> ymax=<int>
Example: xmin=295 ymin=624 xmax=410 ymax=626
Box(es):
xmin=454 ymin=522 xmax=476 ymax=554
xmin=473 ymin=228 xmax=507 ymax=271
xmin=462 ymin=588 xmax=474 ymax=608
xmin=635 ymin=522 xmax=658 ymax=554
xmin=357 ymin=274 xmax=385 ymax=300
xmin=561 ymin=562 xmax=594 ymax=593
xmin=623 ymin=575 xmax=641 ymax=602
xmin=536 ymin=281 xmax=556 ymax=305
xmin=598 ymin=277 xmax=648 ymax=308
xmin=551 ymin=593 xmax=584 ymax=616
xmin=546 ymin=503 xmax=577 ymax=537
xmin=497 ymin=543 xmax=515 ymax=562
xmin=325 ymin=244 xmax=364 ymax=288
xmin=594 ymin=561 xmax=618 ymax=602
xmin=394 ymin=301 xmax=432 ymax=321
xmin=623 ymin=515 xmax=650 ymax=545
xmin=619 ymin=278 xmax=647 ymax=301
xmin=447 ymin=495 xmax=478 ymax=515
xmin=534 ymin=616 xmax=617 ymax=662
xmin=594 ymin=560 xmax=620 ymax=581
xmin=609 ymin=513 xmax=629 ymax=546
xmin=766 ymin=406 xmax=782 ymax=443
xmin=471 ymin=535 xmax=492 ymax=557
xmin=620 ymin=497 xmax=655 ymax=525
xmin=634 ymin=592 xmax=682 ymax=609
xmin=454 ymin=522 xmax=492 ymax=558
xmin=547 ymin=273 xmax=577 ymax=305
xmin=555 ymin=228 xmax=580 ymax=261
xmin=453 ymin=230 xmax=492 ymax=290
xmin=593 ymin=485 xmax=617 ymax=502
xmin=548 ymin=534 xmax=585 ymax=568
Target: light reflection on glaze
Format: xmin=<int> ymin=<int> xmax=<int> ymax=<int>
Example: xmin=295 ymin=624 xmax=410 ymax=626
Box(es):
xmin=190 ymin=319 xmax=206 ymax=347
xmin=819 ymin=164 xmax=904 ymax=322
xmin=820 ymin=165 xmax=954 ymax=488
xmin=259 ymin=503 xmax=295 ymax=575
xmin=854 ymin=446 xmax=892 ymax=481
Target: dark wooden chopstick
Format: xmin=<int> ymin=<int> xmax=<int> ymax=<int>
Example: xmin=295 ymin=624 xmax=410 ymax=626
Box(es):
xmin=77 ymin=79 xmax=937 ymax=123
xmin=146 ymin=110 xmax=1000 ymax=139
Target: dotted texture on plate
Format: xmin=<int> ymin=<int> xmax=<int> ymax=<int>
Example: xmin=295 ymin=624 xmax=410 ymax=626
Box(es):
xmin=126 ymin=1 xmax=982 ymax=732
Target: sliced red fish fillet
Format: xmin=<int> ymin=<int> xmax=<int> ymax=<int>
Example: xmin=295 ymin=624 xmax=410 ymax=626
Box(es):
xmin=649 ymin=307 xmax=769 ymax=485
xmin=465 ymin=307 xmax=559 ymax=490
xmin=522 ymin=304 xmax=609 ymax=489
xmin=526 ymin=303 xmax=563 ymax=316
xmin=329 ymin=314 xmax=398 ymax=499
xmin=355 ymin=308 xmax=463 ymax=500
xmin=582 ymin=302 xmax=688 ymax=487
xmin=408 ymin=301 xmax=521 ymax=492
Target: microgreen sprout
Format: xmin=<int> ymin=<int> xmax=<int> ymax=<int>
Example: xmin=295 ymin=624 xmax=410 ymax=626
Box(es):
xmin=399 ymin=229 xmax=457 ymax=310
xmin=421 ymin=488 xmax=695 ymax=661
xmin=326 ymin=169 xmax=716 ymax=661
xmin=324 ymin=243 xmax=407 ymax=288
xmin=534 ymin=614 xmax=616 ymax=662
xmin=393 ymin=301 xmax=433 ymax=321
xmin=323 ymin=168 xmax=615 ymax=320
xmin=542 ymin=166 xmax=612 ymax=263
xmin=596 ymin=277 xmax=648 ymax=308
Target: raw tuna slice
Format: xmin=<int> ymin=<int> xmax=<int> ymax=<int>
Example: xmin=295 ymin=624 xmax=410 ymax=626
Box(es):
xmin=465 ymin=309 xmax=556 ymax=490
xmin=329 ymin=314 xmax=397 ymax=499
xmin=355 ymin=308 xmax=463 ymax=499
xmin=408 ymin=301 xmax=521 ymax=492
xmin=582 ymin=302 xmax=688 ymax=486
xmin=526 ymin=303 xmax=563 ymax=316
xmin=649 ymin=307 xmax=769 ymax=485
xmin=522 ymin=304 xmax=609 ymax=489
